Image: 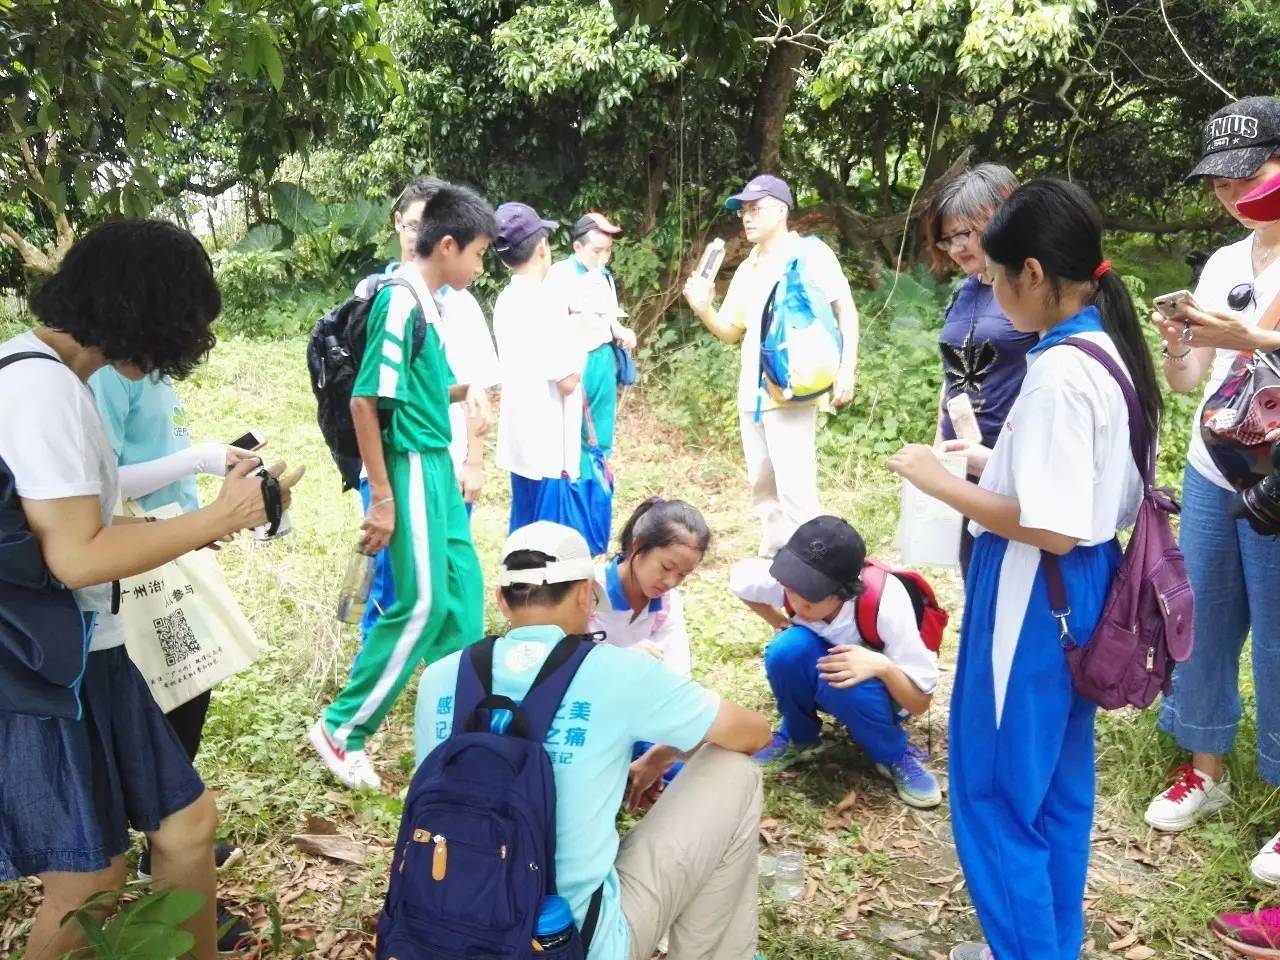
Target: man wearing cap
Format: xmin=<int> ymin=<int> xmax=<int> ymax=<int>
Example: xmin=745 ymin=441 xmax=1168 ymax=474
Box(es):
xmin=1138 ymin=98 xmax=1280 ymax=928
xmin=492 ymin=202 xmax=588 ymax=533
xmin=415 ymin=521 xmax=772 ymax=960
xmin=682 ymin=174 xmax=860 ymax=557
xmin=547 ymin=213 xmax=637 ymax=481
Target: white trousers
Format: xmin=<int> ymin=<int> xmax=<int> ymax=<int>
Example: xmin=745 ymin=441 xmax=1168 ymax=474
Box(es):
xmin=738 ymin=405 xmax=821 ymax=557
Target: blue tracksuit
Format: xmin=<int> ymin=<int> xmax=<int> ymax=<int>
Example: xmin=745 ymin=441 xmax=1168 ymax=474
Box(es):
xmin=951 ymin=534 xmax=1120 ymax=960
xmin=763 ymin=624 xmax=908 ymax=764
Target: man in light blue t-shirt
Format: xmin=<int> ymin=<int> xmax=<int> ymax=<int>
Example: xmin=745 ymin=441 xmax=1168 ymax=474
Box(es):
xmin=415 ymin=522 xmax=771 ymax=960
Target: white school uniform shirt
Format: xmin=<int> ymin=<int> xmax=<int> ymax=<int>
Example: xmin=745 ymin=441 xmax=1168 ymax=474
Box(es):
xmin=546 ymin=256 xmax=624 ymax=354
xmin=970 ymin=313 xmax=1143 ymax=546
xmin=0 ymin=332 xmax=122 ymax=650
xmin=494 ymin=274 xmax=586 ymax=481
xmin=435 ymin=287 xmax=501 ymax=479
xmin=588 ymin=559 xmax=692 ymax=680
xmin=1185 ymin=234 xmax=1280 ymax=490
xmin=719 ymin=232 xmax=852 ymax=413
xmin=729 ymin=556 xmax=938 ymax=695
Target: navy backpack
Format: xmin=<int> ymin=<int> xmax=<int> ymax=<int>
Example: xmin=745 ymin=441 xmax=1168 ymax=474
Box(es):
xmin=376 ymin=635 xmax=603 ymax=960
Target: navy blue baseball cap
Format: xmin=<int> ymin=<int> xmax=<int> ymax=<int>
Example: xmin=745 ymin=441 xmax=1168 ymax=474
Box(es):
xmin=726 ymin=174 xmax=794 ymax=210
xmin=494 ymin=202 xmax=558 ymax=253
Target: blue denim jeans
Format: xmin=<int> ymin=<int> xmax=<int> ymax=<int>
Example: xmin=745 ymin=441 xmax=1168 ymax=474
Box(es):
xmin=1158 ymin=464 xmax=1280 ymax=784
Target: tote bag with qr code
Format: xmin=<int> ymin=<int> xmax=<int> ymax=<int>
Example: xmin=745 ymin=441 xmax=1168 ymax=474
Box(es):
xmin=120 ymin=502 xmax=262 ymax=712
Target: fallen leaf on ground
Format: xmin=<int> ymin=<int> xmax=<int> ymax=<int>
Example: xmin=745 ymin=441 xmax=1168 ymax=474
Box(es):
xmin=1124 ymin=947 xmax=1156 ymax=960
xmin=835 ymin=789 xmax=859 ymax=814
xmin=1108 ymin=932 xmax=1137 ymax=950
xmin=290 ymin=833 xmax=368 ymax=865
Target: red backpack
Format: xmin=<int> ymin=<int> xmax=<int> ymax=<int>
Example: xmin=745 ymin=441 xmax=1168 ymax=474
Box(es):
xmin=781 ymin=559 xmax=948 ymax=653
xmin=854 ymin=560 xmax=948 ymax=654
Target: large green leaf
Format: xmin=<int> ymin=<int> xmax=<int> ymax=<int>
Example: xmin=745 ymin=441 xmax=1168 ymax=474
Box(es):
xmin=270 ymin=182 xmax=325 ymax=235
xmin=235 ymin=221 xmax=289 ymax=252
xmin=344 ymin=195 xmax=388 ymax=245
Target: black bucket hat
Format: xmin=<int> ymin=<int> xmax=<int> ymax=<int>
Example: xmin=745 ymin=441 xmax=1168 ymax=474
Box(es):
xmin=1186 ymin=97 xmax=1280 ymax=183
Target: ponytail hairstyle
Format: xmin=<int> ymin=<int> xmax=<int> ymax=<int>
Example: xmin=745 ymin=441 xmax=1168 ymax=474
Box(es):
xmin=981 ymin=179 xmax=1162 ymax=443
xmin=617 ymin=497 xmax=712 ymax=561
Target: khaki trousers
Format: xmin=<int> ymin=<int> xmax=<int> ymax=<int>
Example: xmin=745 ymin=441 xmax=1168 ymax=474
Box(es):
xmin=616 ymin=746 xmax=763 ymax=960
xmin=739 ymin=405 xmax=821 ymax=557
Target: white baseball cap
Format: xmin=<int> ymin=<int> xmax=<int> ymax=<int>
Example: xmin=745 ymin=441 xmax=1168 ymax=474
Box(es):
xmin=499 ymin=522 xmax=607 ymax=606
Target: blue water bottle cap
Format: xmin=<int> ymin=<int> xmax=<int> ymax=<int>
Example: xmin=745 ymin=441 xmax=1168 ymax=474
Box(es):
xmin=535 ymin=895 xmax=574 ymax=936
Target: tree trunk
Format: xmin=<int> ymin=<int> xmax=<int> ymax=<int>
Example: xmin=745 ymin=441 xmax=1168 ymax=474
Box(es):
xmin=747 ymin=30 xmax=807 ymax=174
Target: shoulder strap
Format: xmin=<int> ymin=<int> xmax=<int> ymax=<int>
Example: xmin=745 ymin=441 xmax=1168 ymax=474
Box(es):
xmin=855 ymin=561 xmax=888 ymax=649
xmin=0 ymin=351 xmax=60 ymax=374
xmin=581 ymin=885 xmax=605 ymax=948
xmin=582 ymin=395 xmax=600 ymax=448
xmin=379 ymin=276 xmax=429 ymax=358
xmin=519 ymin=635 xmax=595 ymax=744
xmin=452 ymin=636 xmax=499 ymax=737
xmin=1060 ymin=337 xmax=1153 ymax=485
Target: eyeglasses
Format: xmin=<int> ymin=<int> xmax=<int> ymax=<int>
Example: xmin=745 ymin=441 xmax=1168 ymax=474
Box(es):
xmin=736 ymin=202 xmax=782 ymax=220
xmin=399 ymin=219 xmax=421 ymax=233
xmin=935 ymin=229 xmax=974 ymax=253
xmin=1228 ymin=282 xmax=1256 ymax=311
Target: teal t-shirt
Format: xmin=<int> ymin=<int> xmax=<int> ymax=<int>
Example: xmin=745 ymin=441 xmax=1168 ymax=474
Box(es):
xmin=89 ymin=367 xmax=200 ymax=513
xmin=414 ymin=625 xmax=720 ymax=960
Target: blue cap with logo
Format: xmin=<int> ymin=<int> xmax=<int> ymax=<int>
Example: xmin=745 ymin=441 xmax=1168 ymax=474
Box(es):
xmin=725 ymin=174 xmax=794 ymax=211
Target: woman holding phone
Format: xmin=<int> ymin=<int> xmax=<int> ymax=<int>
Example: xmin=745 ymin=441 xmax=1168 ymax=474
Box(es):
xmin=0 ymin=220 xmax=302 ymax=960
xmin=922 ymin=163 xmax=1038 ymax=574
xmin=1140 ymin=96 xmax=1280 ymax=953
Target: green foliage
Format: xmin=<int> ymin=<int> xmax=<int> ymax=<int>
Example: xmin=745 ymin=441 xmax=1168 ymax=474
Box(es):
xmin=249 ymin=182 xmax=388 ymax=281
xmin=65 ymin=889 xmax=203 ymax=960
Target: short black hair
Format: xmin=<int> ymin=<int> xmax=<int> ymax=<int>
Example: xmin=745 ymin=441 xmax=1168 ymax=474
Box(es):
xmin=496 ymin=229 xmax=548 ymax=269
xmin=395 ymin=175 xmax=445 ymax=218
xmin=414 ymin=184 xmax=498 ymax=257
xmin=29 ymin=219 xmax=219 ymax=380
xmin=499 ymin=550 xmax=580 ymax=609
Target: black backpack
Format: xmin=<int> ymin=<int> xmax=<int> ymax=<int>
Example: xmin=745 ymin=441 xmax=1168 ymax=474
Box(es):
xmin=306 ymin=274 xmax=428 ymax=490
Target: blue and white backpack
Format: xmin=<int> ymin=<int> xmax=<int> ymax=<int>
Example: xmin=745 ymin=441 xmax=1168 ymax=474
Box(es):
xmin=758 ymin=237 xmax=843 ymax=408
xmin=376 ymin=634 xmax=603 ymax=960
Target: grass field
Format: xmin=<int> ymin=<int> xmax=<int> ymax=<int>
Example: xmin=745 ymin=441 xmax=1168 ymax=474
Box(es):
xmin=1 ymin=322 xmax=1278 ymax=959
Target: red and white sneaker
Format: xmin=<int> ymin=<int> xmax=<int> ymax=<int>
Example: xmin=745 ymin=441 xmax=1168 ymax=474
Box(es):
xmin=1213 ymin=906 xmax=1280 ymax=957
xmin=1252 ymin=833 xmax=1280 ymax=885
xmin=308 ymin=718 xmax=381 ymax=790
xmin=1143 ymin=763 xmax=1231 ymax=831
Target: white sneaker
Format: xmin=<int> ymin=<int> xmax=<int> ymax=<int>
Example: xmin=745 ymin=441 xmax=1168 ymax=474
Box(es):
xmin=1144 ymin=763 xmax=1231 ymax=831
xmin=1252 ymin=832 xmax=1280 ymax=885
xmin=308 ymin=719 xmax=382 ymax=791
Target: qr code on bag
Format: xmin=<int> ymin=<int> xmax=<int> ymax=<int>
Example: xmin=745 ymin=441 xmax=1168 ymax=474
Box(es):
xmin=154 ymin=609 xmax=199 ymax=667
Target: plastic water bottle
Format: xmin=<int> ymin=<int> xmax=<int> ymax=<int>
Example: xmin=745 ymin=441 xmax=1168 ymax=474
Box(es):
xmin=533 ymin=895 xmax=575 ymax=950
xmin=336 ymin=548 xmax=375 ymax=624
xmin=772 ymin=849 xmax=805 ymax=902
xmin=696 ymin=238 xmax=726 ymax=281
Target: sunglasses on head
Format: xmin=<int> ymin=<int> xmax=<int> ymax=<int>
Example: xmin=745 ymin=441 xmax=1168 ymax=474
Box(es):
xmin=1228 ymin=283 xmax=1256 ymax=312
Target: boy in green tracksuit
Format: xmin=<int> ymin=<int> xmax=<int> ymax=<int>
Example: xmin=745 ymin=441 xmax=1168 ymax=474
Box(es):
xmin=309 ymin=184 xmax=497 ymax=790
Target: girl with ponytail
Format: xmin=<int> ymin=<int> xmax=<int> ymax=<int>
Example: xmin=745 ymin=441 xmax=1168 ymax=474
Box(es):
xmin=890 ymin=179 xmax=1157 ymax=960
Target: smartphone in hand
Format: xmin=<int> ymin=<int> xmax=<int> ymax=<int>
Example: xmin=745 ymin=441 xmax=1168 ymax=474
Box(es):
xmin=1153 ymin=290 xmax=1193 ymax=320
xmin=229 ymin=429 xmax=267 ymax=452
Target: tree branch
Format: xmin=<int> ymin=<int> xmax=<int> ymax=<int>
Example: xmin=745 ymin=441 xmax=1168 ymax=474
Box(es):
xmin=1104 ymin=216 xmax=1233 ymax=235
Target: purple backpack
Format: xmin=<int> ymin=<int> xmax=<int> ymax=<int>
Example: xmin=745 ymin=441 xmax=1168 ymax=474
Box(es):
xmin=1041 ymin=337 xmax=1194 ymax=711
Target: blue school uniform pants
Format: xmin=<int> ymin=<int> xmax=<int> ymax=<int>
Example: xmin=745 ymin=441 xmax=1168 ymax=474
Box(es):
xmin=950 ymin=533 xmax=1119 ymax=960
xmin=762 ymin=625 xmax=907 ymax=764
xmin=508 ymin=473 xmax=544 ymax=534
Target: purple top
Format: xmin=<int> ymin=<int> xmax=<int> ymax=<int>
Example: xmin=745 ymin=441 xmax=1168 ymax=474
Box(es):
xmin=938 ymin=275 xmax=1038 ymax=448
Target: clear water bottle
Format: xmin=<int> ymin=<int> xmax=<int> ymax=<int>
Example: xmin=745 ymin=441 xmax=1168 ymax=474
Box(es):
xmin=696 ymin=238 xmax=726 ymax=281
xmin=336 ymin=548 xmax=375 ymax=624
xmin=533 ymin=895 xmax=575 ymax=950
xmin=772 ymin=849 xmax=805 ymax=902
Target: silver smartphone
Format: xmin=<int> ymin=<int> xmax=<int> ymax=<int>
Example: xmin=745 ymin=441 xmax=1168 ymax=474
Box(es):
xmin=1153 ymin=290 xmax=1192 ymax=319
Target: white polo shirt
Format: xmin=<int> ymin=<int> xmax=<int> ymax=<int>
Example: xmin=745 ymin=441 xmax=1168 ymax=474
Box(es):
xmin=729 ymin=556 xmax=938 ymax=695
xmin=719 ymin=232 xmax=851 ymax=413
xmin=588 ymin=559 xmax=692 ymax=679
xmin=546 ymin=256 xmax=624 ymax=354
xmin=1186 ymin=234 xmax=1280 ymax=490
xmin=972 ymin=317 xmax=1143 ymax=545
xmin=494 ymin=274 xmax=586 ymax=480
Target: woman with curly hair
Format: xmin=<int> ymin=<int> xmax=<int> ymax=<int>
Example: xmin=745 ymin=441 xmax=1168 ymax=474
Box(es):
xmin=0 ymin=220 xmax=302 ymax=960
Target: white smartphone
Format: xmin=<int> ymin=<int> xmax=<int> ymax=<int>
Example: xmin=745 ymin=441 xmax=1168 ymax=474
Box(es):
xmin=1153 ymin=290 xmax=1192 ymax=319
xmin=229 ymin=429 xmax=266 ymax=451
